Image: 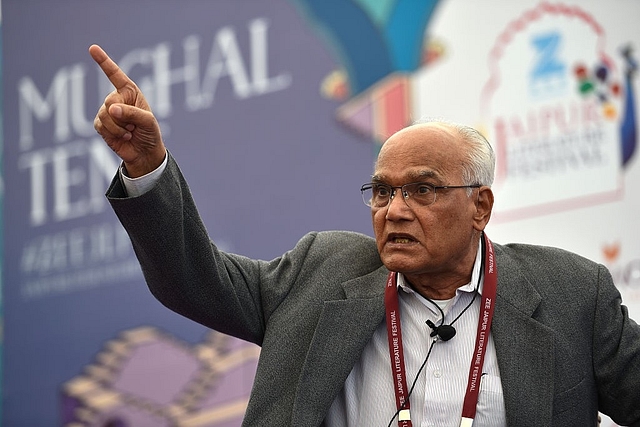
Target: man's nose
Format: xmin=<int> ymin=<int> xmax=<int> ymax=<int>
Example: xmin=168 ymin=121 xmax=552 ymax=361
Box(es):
xmin=385 ymin=189 xmax=413 ymax=220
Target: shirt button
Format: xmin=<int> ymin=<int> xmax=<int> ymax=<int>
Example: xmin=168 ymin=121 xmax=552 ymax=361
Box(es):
xmin=434 ymin=369 xmax=442 ymax=378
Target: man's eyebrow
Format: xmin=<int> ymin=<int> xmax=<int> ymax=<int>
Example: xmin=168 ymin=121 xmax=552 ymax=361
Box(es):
xmin=408 ymin=170 xmax=438 ymax=181
xmin=370 ymin=170 xmax=439 ymax=183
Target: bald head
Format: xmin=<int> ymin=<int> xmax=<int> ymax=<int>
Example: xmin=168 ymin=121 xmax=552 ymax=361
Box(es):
xmin=377 ymin=121 xmax=495 ymax=188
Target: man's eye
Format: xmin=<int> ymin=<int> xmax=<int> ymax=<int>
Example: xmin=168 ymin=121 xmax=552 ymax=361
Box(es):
xmin=415 ymin=184 xmax=433 ymax=195
xmin=374 ymin=185 xmax=391 ymax=197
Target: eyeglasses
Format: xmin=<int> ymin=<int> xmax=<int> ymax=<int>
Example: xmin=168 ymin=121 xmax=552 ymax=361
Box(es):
xmin=360 ymin=182 xmax=481 ymax=208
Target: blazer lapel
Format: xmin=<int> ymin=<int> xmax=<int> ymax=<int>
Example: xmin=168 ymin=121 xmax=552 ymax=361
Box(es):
xmin=492 ymin=248 xmax=555 ymax=427
xmin=292 ymin=266 xmax=388 ymax=426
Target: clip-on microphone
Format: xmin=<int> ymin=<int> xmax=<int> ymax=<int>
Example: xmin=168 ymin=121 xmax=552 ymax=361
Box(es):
xmin=425 ymin=319 xmax=456 ymax=341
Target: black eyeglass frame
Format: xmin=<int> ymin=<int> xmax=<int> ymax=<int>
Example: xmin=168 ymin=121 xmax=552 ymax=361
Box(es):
xmin=360 ymin=182 xmax=481 ymax=208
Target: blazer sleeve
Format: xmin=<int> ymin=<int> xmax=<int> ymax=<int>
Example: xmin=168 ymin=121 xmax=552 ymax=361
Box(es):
xmin=592 ymin=264 xmax=640 ymax=426
xmin=105 ymin=152 xmax=314 ymax=346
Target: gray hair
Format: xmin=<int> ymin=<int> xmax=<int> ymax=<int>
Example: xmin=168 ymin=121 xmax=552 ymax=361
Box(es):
xmin=413 ymin=118 xmax=495 ymax=190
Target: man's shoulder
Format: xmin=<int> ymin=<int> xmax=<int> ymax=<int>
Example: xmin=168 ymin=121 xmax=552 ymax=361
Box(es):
xmin=494 ymin=241 xmax=601 ymax=279
xmin=301 ymin=230 xmax=377 ymax=253
xmin=495 ymin=241 xmax=596 ymax=263
xmin=294 ymin=230 xmax=381 ymax=267
xmin=313 ymin=230 xmax=376 ymax=244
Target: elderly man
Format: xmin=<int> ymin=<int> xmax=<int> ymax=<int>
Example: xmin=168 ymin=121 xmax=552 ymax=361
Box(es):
xmin=91 ymin=44 xmax=640 ymax=427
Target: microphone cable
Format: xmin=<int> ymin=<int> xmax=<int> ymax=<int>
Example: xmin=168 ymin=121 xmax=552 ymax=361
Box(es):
xmin=386 ymin=292 xmax=478 ymax=427
xmin=386 ymin=235 xmax=486 ymax=427
xmin=425 ymin=232 xmax=485 ymax=340
xmin=386 ymin=338 xmax=436 ymax=427
xmin=425 ymin=288 xmax=478 ymax=341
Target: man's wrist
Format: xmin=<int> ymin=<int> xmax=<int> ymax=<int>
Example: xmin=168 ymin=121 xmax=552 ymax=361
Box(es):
xmin=120 ymin=151 xmax=168 ymax=197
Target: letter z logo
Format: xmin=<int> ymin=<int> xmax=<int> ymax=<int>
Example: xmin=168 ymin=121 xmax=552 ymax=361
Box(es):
xmin=530 ymin=32 xmax=566 ymax=81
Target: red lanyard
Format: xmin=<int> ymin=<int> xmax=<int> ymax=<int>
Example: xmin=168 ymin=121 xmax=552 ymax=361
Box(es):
xmin=385 ymin=271 xmax=412 ymax=426
xmin=385 ymin=234 xmax=497 ymax=427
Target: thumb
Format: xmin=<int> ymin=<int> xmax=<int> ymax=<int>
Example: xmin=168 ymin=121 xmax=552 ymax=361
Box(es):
xmin=108 ymin=103 xmax=157 ymax=130
xmin=109 ymin=104 xmax=125 ymax=120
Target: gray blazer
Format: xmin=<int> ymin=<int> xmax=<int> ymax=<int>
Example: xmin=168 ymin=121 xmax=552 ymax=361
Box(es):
xmin=108 ymin=154 xmax=640 ymax=427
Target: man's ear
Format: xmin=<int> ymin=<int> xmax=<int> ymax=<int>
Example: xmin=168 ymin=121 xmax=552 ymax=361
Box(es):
xmin=473 ymin=186 xmax=494 ymax=231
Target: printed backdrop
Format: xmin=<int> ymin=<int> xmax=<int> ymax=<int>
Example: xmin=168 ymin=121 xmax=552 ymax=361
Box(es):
xmin=2 ymin=1 xmax=639 ymax=426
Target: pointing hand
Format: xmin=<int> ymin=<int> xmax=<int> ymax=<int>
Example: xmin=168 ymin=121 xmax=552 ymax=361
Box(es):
xmin=90 ymin=44 xmax=166 ymax=178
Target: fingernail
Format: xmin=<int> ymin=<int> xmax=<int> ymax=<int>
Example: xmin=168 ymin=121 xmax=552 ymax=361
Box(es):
xmin=126 ymin=124 xmax=135 ymax=131
xmin=122 ymin=132 xmax=132 ymax=141
xmin=111 ymin=105 xmax=122 ymax=118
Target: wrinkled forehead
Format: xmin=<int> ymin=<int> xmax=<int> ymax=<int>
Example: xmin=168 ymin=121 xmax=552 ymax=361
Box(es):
xmin=374 ymin=123 xmax=464 ymax=182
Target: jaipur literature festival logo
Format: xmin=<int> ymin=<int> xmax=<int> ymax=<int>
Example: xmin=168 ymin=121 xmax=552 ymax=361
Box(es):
xmin=479 ymin=3 xmax=637 ymax=220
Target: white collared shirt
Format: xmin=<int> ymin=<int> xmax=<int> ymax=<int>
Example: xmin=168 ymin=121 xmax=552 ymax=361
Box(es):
xmin=326 ymin=246 xmax=506 ymax=427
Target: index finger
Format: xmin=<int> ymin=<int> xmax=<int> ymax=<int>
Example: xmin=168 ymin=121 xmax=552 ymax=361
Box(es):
xmin=89 ymin=44 xmax=134 ymax=92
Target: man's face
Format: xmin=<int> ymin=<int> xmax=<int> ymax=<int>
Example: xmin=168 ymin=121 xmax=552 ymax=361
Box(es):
xmin=371 ymin=124 xmax=486 ymax=284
